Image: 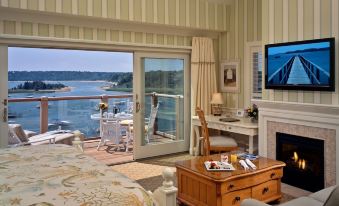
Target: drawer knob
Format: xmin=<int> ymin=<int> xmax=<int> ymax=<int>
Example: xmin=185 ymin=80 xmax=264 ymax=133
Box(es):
xmin=270 ymin=173 xmax=276 ymax=178
xmin=233 ymin=196 xmax=241 ymax=204
xmin=228 ymin=184 xmax=234 ymax=190
xmin=229 ymin=127 xmax=232 ymax=130
xmin=262 ymin=187 xmax=269 ymax=194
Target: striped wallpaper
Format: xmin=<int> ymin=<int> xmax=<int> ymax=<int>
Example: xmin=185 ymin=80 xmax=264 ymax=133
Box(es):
xmin=0 ymin=0 xmax=228 ymax=31
xmin=262 ymin=0 xmax=339 ymax=105
xmin=0 ymin=19 xmax=193 ymax=47
xmin=0 ymin=0 xmax=276 ymax=110
xmin=219 ymin=0 xmax=262 ymax=109
xmin=0 ymin=0 xmax=230 ymax=52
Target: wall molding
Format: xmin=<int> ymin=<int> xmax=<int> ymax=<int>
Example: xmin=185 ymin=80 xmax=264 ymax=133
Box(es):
xmin=0 ymin=7 xmax=222 ymax=39
xmin=0 ymin=34 xmax=192 ymax=52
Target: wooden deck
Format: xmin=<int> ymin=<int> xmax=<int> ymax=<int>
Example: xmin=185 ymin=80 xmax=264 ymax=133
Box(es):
xmin=83 ymin=135 xmax=174 ymax=165
xmin=84 ymin=138 xmax=134 ymax=165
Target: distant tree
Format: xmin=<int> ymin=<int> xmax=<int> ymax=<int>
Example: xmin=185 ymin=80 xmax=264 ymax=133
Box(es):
xmin=11 ymin=81 xmax=66 ymax=91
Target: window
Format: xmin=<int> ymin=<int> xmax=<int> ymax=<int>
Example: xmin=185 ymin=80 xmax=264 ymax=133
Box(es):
xmin=250 ymin=46 xmax=262 ymax=99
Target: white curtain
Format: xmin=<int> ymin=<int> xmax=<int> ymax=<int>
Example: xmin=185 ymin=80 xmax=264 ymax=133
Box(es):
xmin=190 ymin=37 xmax=217 ymax=155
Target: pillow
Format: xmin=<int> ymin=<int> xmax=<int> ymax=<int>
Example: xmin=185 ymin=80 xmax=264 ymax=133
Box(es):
xmin=324 ymin=185 xmax=339 ymax=206
xmin=8 ymin=128 xmax=22 ymax=145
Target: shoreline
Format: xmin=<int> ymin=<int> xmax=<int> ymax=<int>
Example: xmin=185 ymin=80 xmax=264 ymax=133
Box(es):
xmin=9 ymin=86 xmax=72 ymax=94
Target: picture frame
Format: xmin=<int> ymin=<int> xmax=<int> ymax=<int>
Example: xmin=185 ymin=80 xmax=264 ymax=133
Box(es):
xmin=220 ymin=60 xmax=240 ymax=93
xmin=236 ymin=109 xmax=244 ymax=117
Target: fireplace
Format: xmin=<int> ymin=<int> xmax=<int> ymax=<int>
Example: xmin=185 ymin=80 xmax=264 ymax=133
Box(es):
xmin=276 ymin=132 xmax=324 ymax=192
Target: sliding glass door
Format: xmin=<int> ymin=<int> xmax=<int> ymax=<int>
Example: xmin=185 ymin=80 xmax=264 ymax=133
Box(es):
xmin=133 ymin=52 xmax=190 ymax=159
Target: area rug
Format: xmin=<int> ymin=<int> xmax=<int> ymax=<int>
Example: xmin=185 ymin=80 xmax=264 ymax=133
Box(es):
xmin=111 ymin=152 xmax=298 ymax=204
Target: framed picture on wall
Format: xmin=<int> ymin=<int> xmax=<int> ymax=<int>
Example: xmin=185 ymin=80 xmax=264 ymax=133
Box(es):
xmin=220 ymin=60 xmax=240 ymax=93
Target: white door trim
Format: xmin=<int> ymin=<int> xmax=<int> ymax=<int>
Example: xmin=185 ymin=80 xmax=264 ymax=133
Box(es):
xmin=244 ymin=41 xmax=262 ymax=108
xmin=0 ymin=45 xmax=8 ymax=148
xmin=133 ymin=52 xmax=190 ymax=159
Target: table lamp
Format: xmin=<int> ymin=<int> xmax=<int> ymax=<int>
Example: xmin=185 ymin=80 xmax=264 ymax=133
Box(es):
xmin=210 ymin=93 xmax=224 ymax=116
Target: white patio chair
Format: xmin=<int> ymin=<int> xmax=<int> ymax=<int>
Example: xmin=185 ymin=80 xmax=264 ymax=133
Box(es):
xmin=121 ymin=104 xmax=159 ymax=152
xmin=145 ymin=103 xmax=159 ymax=143
xmin=8 ymin=126 xmax=55 ymax=147
xmin=8 ymin=124 xmax=82 ymax=146
xmin=97 ymin=120 xmax=123 ymax=151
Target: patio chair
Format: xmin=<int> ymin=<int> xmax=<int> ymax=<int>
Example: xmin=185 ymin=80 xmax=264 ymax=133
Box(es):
xmin=145 ymin=103 xmax=159 ymax=143
xmin=125 ymin=103 xmax=159 ymax=145
xmin=8 ymin=125 xmax=55 ymax=147
xmin=8 ymin=124 xmax=83 ymax=147
xmin=97 ymin=120 xmax=124 ymax=151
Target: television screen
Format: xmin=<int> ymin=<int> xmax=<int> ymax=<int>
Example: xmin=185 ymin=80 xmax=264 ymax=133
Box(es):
xmin=265 ymin=38 xmax=335 ymax=91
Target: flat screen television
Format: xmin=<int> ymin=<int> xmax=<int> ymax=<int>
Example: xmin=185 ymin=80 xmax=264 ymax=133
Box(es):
xmin=265 ymin=38 xmax=335 ymax=91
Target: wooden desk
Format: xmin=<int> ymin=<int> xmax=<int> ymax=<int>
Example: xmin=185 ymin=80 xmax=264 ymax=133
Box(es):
xmin=176 ymin=155 xmax=285 ymax=206
xmin=191 ymin=116 xmax=258 ymax=155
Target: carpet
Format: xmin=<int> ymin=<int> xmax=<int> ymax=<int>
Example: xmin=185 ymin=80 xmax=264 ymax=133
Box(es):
xmin=111 ymin=152 xmax=298 ymax=204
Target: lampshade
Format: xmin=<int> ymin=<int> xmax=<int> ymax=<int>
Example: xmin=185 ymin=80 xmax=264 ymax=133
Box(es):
xmin=210 ymin=93 xmax=224 ymax=104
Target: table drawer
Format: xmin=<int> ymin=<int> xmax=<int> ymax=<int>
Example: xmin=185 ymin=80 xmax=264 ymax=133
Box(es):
xmin=223 ymin=168 xmax=283 ymax=193
xmin=252 ymin=180 xmax=279 ymax=201
xmin=222 ymin=188 xmax=251 ymax=206
xmin=212 ymin=124 xmax=243 ymax=133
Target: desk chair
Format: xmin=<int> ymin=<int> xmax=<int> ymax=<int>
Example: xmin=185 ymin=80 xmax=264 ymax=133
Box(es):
xmin=196 ymin=107 xmax=238 ymax=156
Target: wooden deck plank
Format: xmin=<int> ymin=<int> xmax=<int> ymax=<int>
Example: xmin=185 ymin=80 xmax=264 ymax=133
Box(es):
xmin=83 ymin=135 xmax=173 ymax=165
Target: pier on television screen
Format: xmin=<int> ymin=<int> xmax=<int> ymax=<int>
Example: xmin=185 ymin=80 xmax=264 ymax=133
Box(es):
xmin=265 ymin=38 xmax=335 ymax=91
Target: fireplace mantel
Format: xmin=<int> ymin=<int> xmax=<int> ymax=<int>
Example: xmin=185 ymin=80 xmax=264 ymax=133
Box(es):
xmin=252 ymin=99 xmax=339 ymax=117
xmin=252 ymin=99 xmax=339 ymax=186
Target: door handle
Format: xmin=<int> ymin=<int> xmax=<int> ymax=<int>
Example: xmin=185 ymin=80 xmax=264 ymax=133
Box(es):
xmin=136 ymin=102 xmax=141 ymax=113
xmin=3 ymin=107 xmax=7 ymax=123
xmin=2 ymin=98 xmax=7 ymax=106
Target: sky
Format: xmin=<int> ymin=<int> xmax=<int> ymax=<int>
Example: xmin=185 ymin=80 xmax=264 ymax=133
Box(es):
xmin=268 ymin=42 xmax=330 ymax=55
xmin=8 ymin=47 xmax=133 ymax=72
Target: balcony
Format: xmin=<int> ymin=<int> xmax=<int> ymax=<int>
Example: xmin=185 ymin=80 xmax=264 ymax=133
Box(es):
xmin=8 ymin=93 xmax=183 ymax=165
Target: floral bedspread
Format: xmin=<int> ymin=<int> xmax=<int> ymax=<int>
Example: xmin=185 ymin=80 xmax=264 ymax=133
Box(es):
xmin=0 ymin=144 xmax=154 ymax=206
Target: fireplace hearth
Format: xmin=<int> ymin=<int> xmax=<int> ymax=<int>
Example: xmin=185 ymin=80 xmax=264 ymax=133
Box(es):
xmin=276 ymin=132 xmax=324 ymax=192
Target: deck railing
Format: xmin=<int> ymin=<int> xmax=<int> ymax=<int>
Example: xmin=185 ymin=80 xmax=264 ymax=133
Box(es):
xmin=8 ymin=93 xmax=183 ymax=140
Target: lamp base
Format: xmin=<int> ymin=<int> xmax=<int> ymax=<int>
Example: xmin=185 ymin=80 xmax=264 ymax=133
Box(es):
xmin=211 ymin=104 xmax=223 ymax=116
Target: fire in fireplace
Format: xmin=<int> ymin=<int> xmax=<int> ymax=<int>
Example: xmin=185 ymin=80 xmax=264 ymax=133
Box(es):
xmin=276 ymin=132 xmax=324 ymax=192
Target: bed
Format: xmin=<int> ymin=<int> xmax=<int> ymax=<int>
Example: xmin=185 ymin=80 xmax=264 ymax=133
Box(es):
xmin=0 ymin=144 xmax=175 ymax=206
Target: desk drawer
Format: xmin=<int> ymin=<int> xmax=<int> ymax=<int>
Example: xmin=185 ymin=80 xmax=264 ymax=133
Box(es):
xmin=222 ymin=188 xmax=251 ymax=206
xmin=212 ymin=124 xmax=243 ymax=133
xmin=222 ymin=168 xmax=283 ymax=193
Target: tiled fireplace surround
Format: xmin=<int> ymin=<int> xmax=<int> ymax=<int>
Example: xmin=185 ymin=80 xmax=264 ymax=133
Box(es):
xmin=254 ymin=100 xmax=339 ymax=188
xmin=267 ymin=121 xmax=335 ymax=187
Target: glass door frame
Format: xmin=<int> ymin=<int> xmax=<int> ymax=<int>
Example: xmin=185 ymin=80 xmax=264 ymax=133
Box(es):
xmin=133 ymin=52 xmax=190 ymax=159
xmin=0 ymin=45 xmax=8 ymax=148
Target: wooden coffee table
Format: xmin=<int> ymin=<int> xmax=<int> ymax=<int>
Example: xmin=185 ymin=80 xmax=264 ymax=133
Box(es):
xmin=176 ymin=155 xmax=285 ymax=206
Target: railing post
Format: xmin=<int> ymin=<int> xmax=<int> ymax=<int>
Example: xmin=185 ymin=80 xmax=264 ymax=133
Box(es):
xmin=152 ymin=92 xmax=158 ymax=134
xmin=40 ymin=96 xmax=48 ymax=134
xmin=101 ymin=95 xmax=109 ymax=106
xmin=100 ymin=95 xmax=109 ymax=137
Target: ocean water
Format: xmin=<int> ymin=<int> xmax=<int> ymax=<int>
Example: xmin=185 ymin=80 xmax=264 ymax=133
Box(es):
xmin=8 ymin=81 xmax=180 ymax=138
